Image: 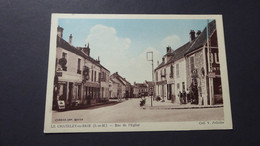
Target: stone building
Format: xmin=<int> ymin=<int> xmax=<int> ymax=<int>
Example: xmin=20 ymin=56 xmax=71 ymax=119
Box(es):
xmin=154 ymin=20 xmax=222 ymax=105
xmin=185 ymin=20 xmax=222 ymax=105
xmin=110 ymin=72 xmax=132 ymax=99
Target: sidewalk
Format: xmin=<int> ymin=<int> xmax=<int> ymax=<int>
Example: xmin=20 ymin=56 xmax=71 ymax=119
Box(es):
xmin=67 ymin=100 xmax=119 ymax=111
xmin=144 ymin=97 xmax=223 ymax=110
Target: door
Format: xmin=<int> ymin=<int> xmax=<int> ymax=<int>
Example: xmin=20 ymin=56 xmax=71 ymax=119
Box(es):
xmin=172 ymin=83 xmax=175 ymax=103
xmin=167 ymin=84 xmax=172 ymax=100
xmin=68 ymin=82 xmax=73 ymax=105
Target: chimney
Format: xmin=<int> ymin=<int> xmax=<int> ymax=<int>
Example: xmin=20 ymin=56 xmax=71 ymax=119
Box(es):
xmin=82 ymin=44 xmax=90 ymax=56
xmin=69 ymin=34 xmax=72 ymax=45
xmin=87 ymin=43 xmax=90 ymax=56
xmin=166 ymin=46 xmax=171 ymax=53
xmin=196 ymin=30 xmax=201 ymax=37
xmin=189 ymin=30 xmax=195 ymax=41
xmin=96 ymin=56 xmax=100 ymax=64
xmin=57 ymin=26 xmax=64 ymax=38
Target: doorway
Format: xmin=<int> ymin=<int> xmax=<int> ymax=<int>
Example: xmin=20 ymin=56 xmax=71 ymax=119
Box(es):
xmin=68 ymin=82 xmax=73 ymax=105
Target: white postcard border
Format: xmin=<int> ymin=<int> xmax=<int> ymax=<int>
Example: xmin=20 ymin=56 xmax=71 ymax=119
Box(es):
xmin=44 ymin=14 xmax=232 ymax=133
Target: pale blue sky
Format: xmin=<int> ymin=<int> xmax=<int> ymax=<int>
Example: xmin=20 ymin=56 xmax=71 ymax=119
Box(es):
xmin=58 ymin=18 xmax=212 ymax=84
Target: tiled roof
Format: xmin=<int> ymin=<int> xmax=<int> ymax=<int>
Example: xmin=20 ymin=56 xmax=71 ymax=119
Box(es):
xmin=110 ymin=78 xmax=119 ymax=84
xmin=145 ymin=81 xmax=155 ymax=86
xmin=155 ymin=61 xmax=166 ymax=71
xmin=111 ymin=72 xmax=131 ymax=86
xmin=134 ymin=83 xmax=147 ymax=88
xmin=154 ymin=20 xmax=216 ymax=70
xmin=155 ymin=42 xmax=191 ymax=70
xmin=167 ymin=41 xmax=192 ymax=65
xmin=185 ymin=20 xmax=216 ymax=55
xmin=57 ymin=36 xmax=109 ymax=70
xmin=100 ymin=64 xmax=110 ymax=72
xmin=57 ymin=36 xmax=86 ymax=58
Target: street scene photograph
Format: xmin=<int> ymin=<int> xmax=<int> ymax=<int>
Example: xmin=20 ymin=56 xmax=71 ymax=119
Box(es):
xmin=44 ymin=14 xmax=232 ymax=132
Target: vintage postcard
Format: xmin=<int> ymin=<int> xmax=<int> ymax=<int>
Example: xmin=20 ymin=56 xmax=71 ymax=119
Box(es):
xmin=44 ymin=14 xmax=232 ymax=133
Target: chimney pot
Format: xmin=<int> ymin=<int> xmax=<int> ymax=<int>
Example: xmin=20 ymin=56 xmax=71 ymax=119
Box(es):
xmin=69 ymin=34 xmax=72 ymax=45
xmin=196 ymin=30 xmax=201 ymax=37
xmin=162 ymin=57 xmax=165 ymax=63
xmin=57 ymin=26 xmax=64 ymax=38
xmin=166 ymin=46 xmax=171 ymax=53
xmin=189 ymin=30 xmax=195 ymax=41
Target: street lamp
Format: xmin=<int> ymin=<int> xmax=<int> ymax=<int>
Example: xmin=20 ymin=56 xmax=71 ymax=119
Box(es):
xmin=146 ymin=51 xmax=154 ymax=107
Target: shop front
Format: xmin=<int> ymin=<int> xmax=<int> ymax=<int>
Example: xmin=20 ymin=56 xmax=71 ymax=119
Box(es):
xmin=167 ymin=79 xmax=175 ymax=103
xmin=156 ymin=80 xmax=167 ymax=100
xmin=83 ymin=82 xmax=100 ymax=105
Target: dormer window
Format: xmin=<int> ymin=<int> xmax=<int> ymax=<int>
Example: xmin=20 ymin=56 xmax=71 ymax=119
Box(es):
xmin=77 ymin=58 xmax=81 ymax=74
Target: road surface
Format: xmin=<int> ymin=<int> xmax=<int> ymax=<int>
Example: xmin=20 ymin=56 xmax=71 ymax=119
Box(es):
xmin=52 ymin=98 xmax=224 ymax=123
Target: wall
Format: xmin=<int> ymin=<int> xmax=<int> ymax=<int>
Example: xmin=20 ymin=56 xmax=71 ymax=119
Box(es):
xmin=186 ymin=48 xmax=208 ymax=105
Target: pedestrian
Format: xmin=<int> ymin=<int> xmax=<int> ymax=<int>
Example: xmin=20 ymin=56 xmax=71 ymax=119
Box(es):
xmin=178 ymin=91 xmax=183 ymax=104
xmin=182 ymin=89 xmax=187 ymax=104
xmin=186 ymin=89 xmax=191 ymax=103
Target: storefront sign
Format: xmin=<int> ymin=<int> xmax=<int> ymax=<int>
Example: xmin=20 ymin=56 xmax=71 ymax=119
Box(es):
xmin=75 ymin=82 xmax=82 ymax=86
xmin=156 ymin=80 xmax=167 ymax=85
xmin=56 ymin=72 xmax=62 ymax=77
xmin=57 ymin=100 xmax=65 ymax=110
xmin=84 ymin=82 xmax=100 ymax=88
xmin=208 ymin=72 xmax=216 ymax=78
xmin=167 ymin=79 xmax=174 ymax=84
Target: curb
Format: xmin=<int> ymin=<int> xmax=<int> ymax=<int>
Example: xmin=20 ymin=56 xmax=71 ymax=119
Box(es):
xmin=148 ymin=105 xmax=223 ymax=110
xmin=64 ymin=101 xmax=119 ymax=111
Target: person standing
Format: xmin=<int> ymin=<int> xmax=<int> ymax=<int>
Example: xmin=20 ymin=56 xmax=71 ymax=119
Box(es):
xmin=178 ymin=91 xmax=183 ymax=104
xmin=186 ymin=89 xmax=191 ymax=103
xmin=182 ymin=89 xmax=187 ymax=104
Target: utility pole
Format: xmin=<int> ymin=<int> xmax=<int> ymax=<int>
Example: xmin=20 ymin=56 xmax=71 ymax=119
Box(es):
xmin=206 ymin=19 xmax=213 ymax=105
xmin=147 ymin=51 xmax=154 ymax=107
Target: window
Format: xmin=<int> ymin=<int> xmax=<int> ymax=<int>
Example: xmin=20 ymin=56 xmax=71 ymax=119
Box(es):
xmin=176 ymin=64 xmax=179 ymax=78
xmin=77 ymin=85 xmax=81 ymax=99
xmin=94 ymin=71 xmax=96 ymax=82
xmin=170 ymin=65 xmax=174 ymax=78
xmin=211 ymin=53 xmax=214 ymax=64
xmin=190 ymin=56 xmax=194 ymax=72
xmin=215 ymin=53 xmax=219 ymax=63
xmin=156 ymin=71 xmax=158 ymax=81
xmin=77 ymin=59 xmax=81 ymax=74
xmin=177 ymin=83 xmax=180 ymax=90
xmin=62 ymin=52 xmax=67 ymax=58
xmin=98 ymin=72 xmax=101 ymax=83
xmin=91 ymin=70 xmax=93 ymax=81
xmin=160 ymin=70 xmax=162 ymax=80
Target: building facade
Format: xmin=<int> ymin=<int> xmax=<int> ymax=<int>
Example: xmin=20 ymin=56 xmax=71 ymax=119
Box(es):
xmin=185 ymin=20 xmax=222 ymax=105
xmin=53 ymin=26 xmax=110 ymax=110
xmin=110 ymin=72 xmax=132 ymax=99
xmin=100 ymin=65 xmax=110 ymax=101
xmin=154 ymin=20 xmax=222 ymax=105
